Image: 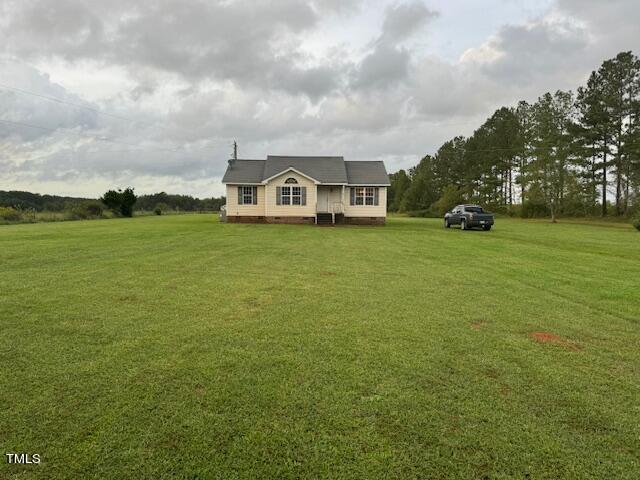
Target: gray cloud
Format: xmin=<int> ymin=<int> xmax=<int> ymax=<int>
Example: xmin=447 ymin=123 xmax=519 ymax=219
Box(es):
xmin=466 ymin=18 xmax=591 ymax=94
xmin=413 ymin=0 xmax=639 ymax=119
xmin=379 ymin=0 xmax=439 ymax=44
xmin=0 ymin=63 xmax=99 ymax=141
xmin=0 ymin=0 xmax=354 ymax=99
xmin=555 ymin=0 xmax=640 ymax=61
xmin=352 ymin=43 xmax=411 ymax=90
xmin=352 ymin=0 xmax=438 ymax=90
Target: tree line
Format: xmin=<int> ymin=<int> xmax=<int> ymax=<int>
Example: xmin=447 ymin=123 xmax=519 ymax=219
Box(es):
xmin=1 ymin=190 xmax=225 ymax=213
xmin=0 ymin=189 xmax=226 ymax=224
xmin=0 ymin=190 xmax=93 ymax=212
xmin=389 ymin=51 xmax=640 ymax=221
xmin=134 ymin=191 xmax=225 ymax=212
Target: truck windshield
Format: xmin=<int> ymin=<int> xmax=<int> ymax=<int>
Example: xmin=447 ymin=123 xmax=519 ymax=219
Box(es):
xmin=465 ymin=207 xmax=484 ymax=213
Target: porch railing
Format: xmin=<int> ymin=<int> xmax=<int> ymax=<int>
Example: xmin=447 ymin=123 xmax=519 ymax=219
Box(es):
xmin=330 ymin=202 xmax=344 ymax=214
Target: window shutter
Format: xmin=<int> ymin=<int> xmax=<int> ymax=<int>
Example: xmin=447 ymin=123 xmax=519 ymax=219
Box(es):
xmin=374 ymin=188 xmax=379 ymax=206
xmin=238 ymin=186 xmax=243 ymax=205
xmin=276 ymin=186 xmax=281 ymax=205
xmin=350 ymin=187 xmax=355 ymax=206
xmin=301 ymin=187 xmax=306 ymax=206
xmin=252 ymin=186 xmax=258 ymax=205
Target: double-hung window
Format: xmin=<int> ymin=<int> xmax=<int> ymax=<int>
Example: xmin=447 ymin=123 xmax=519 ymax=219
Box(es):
xmin=278 ymin=185 xmax=305 ymax=205
xmin=242 ymin=186 xmax=254 ymax=204
xmin=281 ymin=186 xmax=302 ymax=205
xmin=291 ymin=186 xmax=302 ymax=205
xmin=351 ymin=187 xmax=379 ymax=206
xmin=238 ymin=186 xmax=258 ymax=205
xmin=364 ymin=187 xmax=375 ymax=205
xmin=281 ymin=186 xmax=291 ymax=205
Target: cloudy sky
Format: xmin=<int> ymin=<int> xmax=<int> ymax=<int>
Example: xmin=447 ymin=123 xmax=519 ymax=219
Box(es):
xmin=1 ymin=0 xmax=639 ymax=198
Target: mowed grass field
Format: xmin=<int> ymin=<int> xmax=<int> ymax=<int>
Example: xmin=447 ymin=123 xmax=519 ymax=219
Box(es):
xmin=1 ymin=215 xmax=639 ymax=479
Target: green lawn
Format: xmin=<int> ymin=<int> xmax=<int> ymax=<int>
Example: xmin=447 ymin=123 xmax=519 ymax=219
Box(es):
xmin=1 ymin=215 xmax=639 ymax=479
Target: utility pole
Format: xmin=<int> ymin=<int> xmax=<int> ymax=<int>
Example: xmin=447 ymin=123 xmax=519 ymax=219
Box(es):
xmin=233 ymin=140 xmax=238 ymax=160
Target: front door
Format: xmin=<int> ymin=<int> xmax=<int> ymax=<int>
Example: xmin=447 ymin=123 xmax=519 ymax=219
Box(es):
xmin=317 ymin=187 xmax=330 ymax=212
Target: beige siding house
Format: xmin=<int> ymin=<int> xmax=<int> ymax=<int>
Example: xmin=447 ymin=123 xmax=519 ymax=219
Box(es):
xmin=222 ymin=155 xmax=390 ymax=225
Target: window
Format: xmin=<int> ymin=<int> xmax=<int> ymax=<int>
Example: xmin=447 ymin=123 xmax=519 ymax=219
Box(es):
xmin=281 ymin=186 xmax=291 ymax=205
xmin=238 ymin=186 xmax=257 ymax=205
xmin=281 ymin=186 xmax=303 ymax=205
xmin=242 ymin=186 xmax=254 ymax=204
xmin=464 ymin=206 xmax=484 ymax=213
xmin=285 ymin=177 xmax=298 ymax=184
xmin=353 ymin=187 xmax=377 ymax=206
xmin=292 ymin=186 xmax=302 ymax=205
xmin=365 ymin=187 xmax=375 ymax=205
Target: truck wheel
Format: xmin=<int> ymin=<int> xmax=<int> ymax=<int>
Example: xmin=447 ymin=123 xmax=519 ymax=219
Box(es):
xmin=483 ymin=225 xmax=492 ymax=231
xmin=460 ymin=219 xmax=467 ymax=230
xmin=444 ymin=219 xmax=450 ymax=228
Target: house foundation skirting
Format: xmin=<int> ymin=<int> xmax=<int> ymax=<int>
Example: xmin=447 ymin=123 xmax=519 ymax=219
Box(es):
xmin=226 ymin=215 xmax=315 ymax=224
xmin=226 ymin=215 xmax=385 ymax=225
xmin=226 ymin=216 xmax=265 ymax=223
xmin=266 ymin=216 xmax=315 ymax=224
xmin=344 ymin=216 xmax=386 ymax=225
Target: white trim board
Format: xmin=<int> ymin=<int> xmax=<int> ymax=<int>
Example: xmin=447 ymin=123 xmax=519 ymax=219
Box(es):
xmin=262 ymin=167 xmax=320 ymax=184
xmin=347 ymin=184 xmax=391 ymax=187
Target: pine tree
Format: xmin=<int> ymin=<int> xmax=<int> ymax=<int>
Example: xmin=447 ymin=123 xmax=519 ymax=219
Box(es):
xmin=526 ymin=91 xmax=575 ymax=222
xmin=598 ymin=53 xmax=638 ymax=214
xmin=388 ymin=170 xmax=411 ymax=212
xmin=576 ymin=71 xmax=612 ymax=216
xmin=401 ymin=156 xmax=439 ymax=212
xmin=515 ymin=101 xmax=533 ymax=204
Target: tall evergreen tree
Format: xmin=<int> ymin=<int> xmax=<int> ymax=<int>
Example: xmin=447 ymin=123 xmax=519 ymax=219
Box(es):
xmin=517 ymin=91 xmax=575 ymax=221
xmin=401 ymin=156 xmax=439 ymax=212
xmin=388 ymin=170 xmax=411 ymax=212
xmin=515 ymin=101 xmax=534 ymax=204
xmin=433 ymin=136 xmax=467 ymax=193
xmin=576 ymin=71 xmax=613 ymax=216
xmin=599 ymin=52 xmax=640 ymax=215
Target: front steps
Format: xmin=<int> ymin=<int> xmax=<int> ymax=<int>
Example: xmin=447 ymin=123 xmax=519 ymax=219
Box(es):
xmin=316 ymin=213 xmax=333 ymax=225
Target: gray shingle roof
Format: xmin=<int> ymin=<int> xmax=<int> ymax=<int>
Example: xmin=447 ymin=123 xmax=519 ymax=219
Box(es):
xmin=264 ymin=156 xmax=347 ymax=183
xmin=222 ymin=156 xmax=390 ymax=185
xmin=221 ymin=159 xmax=265 ymax=183
xmin=344 ymin=161 xmax=390 ymax=185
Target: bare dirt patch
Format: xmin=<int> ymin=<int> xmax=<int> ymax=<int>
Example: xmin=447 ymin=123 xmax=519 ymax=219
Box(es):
xmin=529 ymin=332 xmax=581 ymax=351
xmin=470 ymin=322 xmax=486 ymax=330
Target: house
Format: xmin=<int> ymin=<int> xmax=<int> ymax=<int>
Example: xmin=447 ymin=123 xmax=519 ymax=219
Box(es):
xmin=221 ymin=155 xmax=390 ymax=225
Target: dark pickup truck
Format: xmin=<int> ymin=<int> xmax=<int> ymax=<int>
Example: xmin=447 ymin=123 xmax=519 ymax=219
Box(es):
xmin=444 ymin=205 xmax=494 ymax=231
